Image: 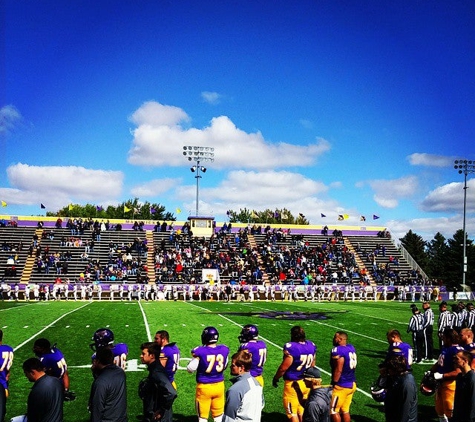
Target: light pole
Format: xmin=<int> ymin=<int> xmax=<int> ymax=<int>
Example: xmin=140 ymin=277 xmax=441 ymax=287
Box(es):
xmin=454 ymin=159 xmax=475 ymax=288
xmin=183 ymin=146 xmax=214 ymax=216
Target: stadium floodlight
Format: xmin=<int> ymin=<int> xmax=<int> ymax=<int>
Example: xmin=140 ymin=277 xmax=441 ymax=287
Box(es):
xmin=454 ymin=159 xmax=475 ymax=288
xmin=183 ymin=145 xmax=215 ymax=216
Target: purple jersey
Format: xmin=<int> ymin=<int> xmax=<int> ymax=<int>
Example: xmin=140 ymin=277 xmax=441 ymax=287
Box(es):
xmin=282 ymin=340 xmax=317 ymax=381
xmin=464 ymin=342 xmax=475 ymax=360
xmin=38 ymin=347 xmax=67 ymax=380
xmin=386 ymin=341 xmax=413 ymax=369
xmin=0 ymin=344 xmax=14 ymax=390
xmin=331 ymin=344 xmax=357 ymax=388
xmin=92 ymin=343 xmax=128 ymax=370
xmin=238 ymin=340 xmax=267 ymax=377
xmin=160 ymin=342 xmax=180 ymax=382
xmin=191 ymin=344 xmax=229 ymax=384
xmin=437 ymin=344 xmax=465 ymax=374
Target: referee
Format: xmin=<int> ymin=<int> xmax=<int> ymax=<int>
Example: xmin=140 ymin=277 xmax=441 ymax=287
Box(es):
xmin=422 ymin=301 xmax=434 ymax=360
xmin=407 ymin=305 xmax=425 ymax=363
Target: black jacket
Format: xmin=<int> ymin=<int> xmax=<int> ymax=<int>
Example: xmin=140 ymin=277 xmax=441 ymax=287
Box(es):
xmin=140 ymin=361 xmax=177 ymax=422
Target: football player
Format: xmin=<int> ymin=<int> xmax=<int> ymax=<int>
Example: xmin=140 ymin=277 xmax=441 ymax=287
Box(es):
xmin=154 ymin=330 xmax=180 ymax=389
xmin=33 ymin=337 xmax=74 ymax=400
xmin=383 ymin=329 xmax=413 ymax=370
xmin=330 ymin=331 xmax=357 ymax=422
xmin=428 ymin=328 xmax=464 ymax=421
xmin=0 ymin=330 xmax=14 ymax=421
xmin=273 ymin=325 xmax=317 ymax=422
xmin=187 ymin=326 xmax=229 ymax=422
xmin=237 ymin=324 xmax=267 ymax=386
xmin=90 ymin=328 xmax=128 ymax=372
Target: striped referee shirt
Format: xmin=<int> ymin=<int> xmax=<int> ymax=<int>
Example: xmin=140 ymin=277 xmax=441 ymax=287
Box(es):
xmin=466 ymin=310 xmax=475 ymax=330
xmin=408 ymin=313 xmax=425 ymax=333
xmin=423 ymin=308 xmax=434 ymax=328
xmin=438 ymin=310 xmax=454 ymax=333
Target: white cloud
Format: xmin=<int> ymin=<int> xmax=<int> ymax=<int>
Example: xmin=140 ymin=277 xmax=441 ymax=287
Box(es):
xmin=129 ymin=101 xmax=189 ymax=127
xmin=386 ymin=215 xmax=475 ymax=241
xmin=407 ymin=153 xmax=454 ymax=167
xmin=0 ymin=105 xmax=22 ymax=134
xmin=130 ymin=178 xmax=182 ymax=197
xmin=175 ymin=169 xmax=340 ymax=220
xmin=368 ymin=175 xmax=418 ymax=208
xmin=127 ymin=101 xmax=331 ymax=169
xmin=3 ymin=163 xmax=123 ymax=210
xmin=201 ymin=91 xmax=222 ymax=105
xmin=421 ymin=179 xmax=475 ymax=213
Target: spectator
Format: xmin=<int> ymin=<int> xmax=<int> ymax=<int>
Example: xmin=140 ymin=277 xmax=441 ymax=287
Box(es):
xmin=222 ymin=350 xmax=263 ymax=422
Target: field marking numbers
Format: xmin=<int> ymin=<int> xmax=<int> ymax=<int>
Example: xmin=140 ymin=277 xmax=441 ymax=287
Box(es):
xmin=13 ymin=302 xmax=92 ymax=351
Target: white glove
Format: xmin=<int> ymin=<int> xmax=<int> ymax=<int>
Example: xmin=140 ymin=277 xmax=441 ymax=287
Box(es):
xmin=424 ymin=371 xmax=431 ymax=377
xmin=433 ymin=372 xmax=443 ymax=380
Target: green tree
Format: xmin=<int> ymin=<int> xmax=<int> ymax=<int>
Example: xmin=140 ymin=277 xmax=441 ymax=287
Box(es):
xmin=399 ymin=230 xmax=429 ymax=272
xmin=445 ymin=230 xmax=475 ymax=290
xmin=426 ymin=232 xmax=449 ymax=282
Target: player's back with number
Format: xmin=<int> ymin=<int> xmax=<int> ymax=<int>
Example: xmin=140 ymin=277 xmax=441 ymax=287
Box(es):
xmin=284 ymin=340 xmax=316 ymax=381
xmin=331 ymin=343 xmax=357 ymax=387
xmin=192 ymin=344 xmax=229 ymax=383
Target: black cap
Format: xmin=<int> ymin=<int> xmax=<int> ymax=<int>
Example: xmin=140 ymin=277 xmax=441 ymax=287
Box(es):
xmin=303 ymin=367 xmax=321 ymax=379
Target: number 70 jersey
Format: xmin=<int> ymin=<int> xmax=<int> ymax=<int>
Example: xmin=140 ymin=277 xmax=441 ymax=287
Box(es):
xmin=191 ymin=344 xmax=230 ymax=384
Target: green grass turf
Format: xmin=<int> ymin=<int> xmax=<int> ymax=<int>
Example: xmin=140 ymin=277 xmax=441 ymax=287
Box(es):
xmin=1 ymin=298 xmax=441 ymax=421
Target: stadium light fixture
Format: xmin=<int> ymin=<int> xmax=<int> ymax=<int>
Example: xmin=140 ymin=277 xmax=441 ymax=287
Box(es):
xmin=183 ymin=146 xmax=215 ymax=216
xmin=454 ymin=159 xmax=475 ymax=288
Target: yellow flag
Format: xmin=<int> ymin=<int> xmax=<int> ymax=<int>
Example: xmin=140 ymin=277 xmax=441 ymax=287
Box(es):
xmin=343 ymin=214 xmax=349 ymax=220
xmin=1 ymin=201 xmax=6 ymax=207
xmin=176 ymin=208 xmax=182 ymax=214
xmin=251 ymin=211 xmax=258 ymax=218
xmin=68 ymin=204 xmax=73 ymax=211
xmin=124 ymin=205 xmax=131 ymax=213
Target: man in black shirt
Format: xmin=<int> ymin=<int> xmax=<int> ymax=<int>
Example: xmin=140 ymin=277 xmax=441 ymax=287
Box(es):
xmin=22 ymin=358 xmax=63 ymax=422
xmin=452 ymin=350 xmax=475 ymax=422
xmin=139 ymin=342 xmax=176 ymax=422
xmin=89 ymin=348 xmax=127 ymax=422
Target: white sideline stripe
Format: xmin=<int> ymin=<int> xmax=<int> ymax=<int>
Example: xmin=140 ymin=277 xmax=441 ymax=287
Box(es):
xmin=13 ymin=302 xmax=92 ymax=351
xmin=185 ymin=302 xmax=372 ymax=399
xmin=138 ymin=300 xmax=152 ymax=342
xmin=0 ymin=303 xmax=34 ymax=312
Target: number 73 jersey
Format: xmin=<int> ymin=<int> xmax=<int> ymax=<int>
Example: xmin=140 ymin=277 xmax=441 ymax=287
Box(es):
xmin=191 ymin=344 xmax=230 ymax=384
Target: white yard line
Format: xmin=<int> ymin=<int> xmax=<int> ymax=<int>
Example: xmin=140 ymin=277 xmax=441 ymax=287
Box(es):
xmin=13 ymin=302 xmax=92 ymax=351
xmin=138 ymin=300 xmax=152 ymax=342
xmin=185 ymin=301 xmax=372 ymax=398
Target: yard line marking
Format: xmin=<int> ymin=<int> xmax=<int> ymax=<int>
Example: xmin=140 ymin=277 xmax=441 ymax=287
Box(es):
xmin=138 ymin=300 xmax=152 ymax=342
xmin=13 ymin=302 xmax=92 ymax=351
xmin=186 ymin=301 xmax=373 ymax=399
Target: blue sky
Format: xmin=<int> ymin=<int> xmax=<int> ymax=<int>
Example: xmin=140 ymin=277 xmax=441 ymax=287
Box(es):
xmin=1 ymin=0 xmax=474 ymax=240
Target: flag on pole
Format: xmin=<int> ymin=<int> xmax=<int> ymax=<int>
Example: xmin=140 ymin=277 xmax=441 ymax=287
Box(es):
xmin=373 ymin=214 xmax=380 ymax=220
xmin=360 ymin=216 xmax=366 ymax=221
xmin=68 ymin=204 xmax=73 ymax=211
xmin=1 ymin=201 xmax=6 ymax=207
xmin=281 ymin=212 xmax=288 ymax=220
xmin=321 ymin=213 xmax=326 ymax=218
xmin=150 ymin=207 xmax=156 ymax=214
xmin=176 ymin=208 xmax=182 ymax=214
xmin=338 ymin=214 xmax=349 ymax=221
xmin=96 ymin=205 xmax=103 ymax=212
xmin=124 ymin=205 xmax=131 ymax=213
xmin=251 ymin=211 xmax=258 ymax=218
xmin=40 ymin=203 xmax=46 ymax=209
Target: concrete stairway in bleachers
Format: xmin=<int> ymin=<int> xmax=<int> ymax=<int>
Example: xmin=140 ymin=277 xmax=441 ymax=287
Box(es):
xmin=247 ymin=234 xmax=270 ymax=286
xmin=343 ymin=237 xmax=375 ymax=285
xmin=145 ymin=230 xmax=155 ymax=283
xmin=20 ymin=228 xmax=43 ymax=284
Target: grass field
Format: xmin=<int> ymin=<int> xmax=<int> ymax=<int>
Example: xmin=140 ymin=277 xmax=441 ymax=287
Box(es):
xmin=1 ymin=297 xmax=441 ymax=422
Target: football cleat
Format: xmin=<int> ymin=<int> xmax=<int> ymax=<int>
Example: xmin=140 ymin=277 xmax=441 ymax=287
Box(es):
xmin=238 ymin=324 xmax=259 ymax=343
xmin=201 ymin=326 xmax=219 ymax=345
xmin=90 ymin=328 xmax=114 ymax=351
